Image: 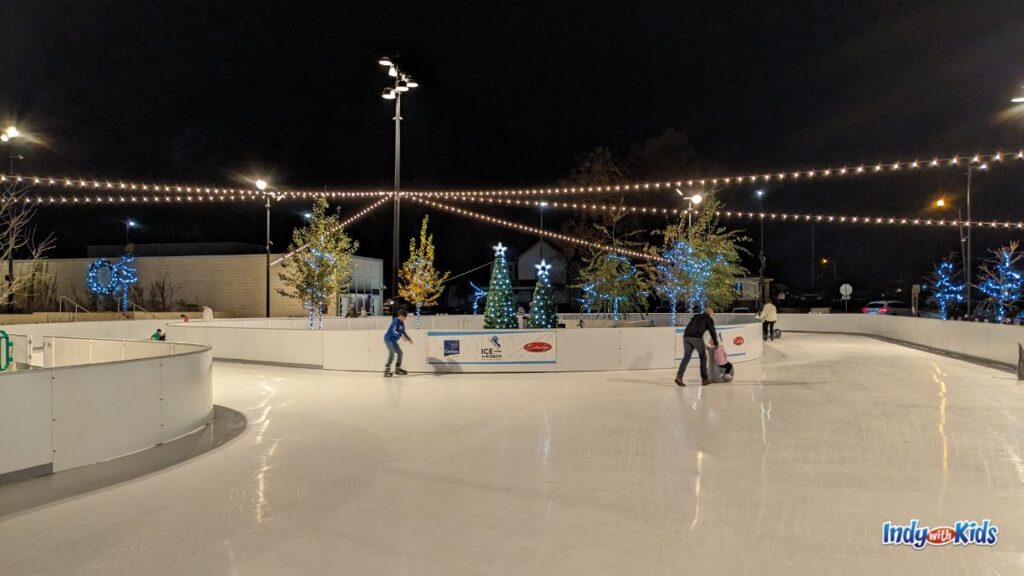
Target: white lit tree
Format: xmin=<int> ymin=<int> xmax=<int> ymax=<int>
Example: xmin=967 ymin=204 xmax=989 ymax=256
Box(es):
xmin=277 ymin=196 xmax=358 ymax=330
xmin=483 ymin=242 xmax=518 ymax=329
xmin=528 ymin=260 xmax=558 ymax=328
xmin=398 ymin=216 xmax=450 ymax=327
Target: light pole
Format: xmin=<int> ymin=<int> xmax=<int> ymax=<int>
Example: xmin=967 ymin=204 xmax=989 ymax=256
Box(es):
xmin=256 ymin=178 xmax=276 ymax=318
xmin=675 ymin=189 xmax=703 ymax=227
xmin=964 ymin=160 xmax=987 ymax=316
xmin=380 ymin=57 xmax=419 ymax=301
xmin=2 ymin=126 xmax=20 ymax=312
xmin=756 ymin=189 xmax=766 ymax=308
xmin=539 ymin=201 xmax=548 ymax=260
xmin=934 ymin=197 xmax=968 ymax=312
xmin=125 ymin=219 xmax=136 ymax=245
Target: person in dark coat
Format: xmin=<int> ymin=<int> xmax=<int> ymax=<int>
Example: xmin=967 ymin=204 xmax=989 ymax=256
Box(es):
xmin=675 ymin=307 xmax=719 ymax=386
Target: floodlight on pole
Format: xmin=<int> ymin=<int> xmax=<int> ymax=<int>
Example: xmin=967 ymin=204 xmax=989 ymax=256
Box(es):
xmin=1012 ymin=83 xmax=1024 ymax=103
xmin=380 ymin=57 xmax=419 ymax=302
xmin=256 ymin=177 xmax=274 ymax=318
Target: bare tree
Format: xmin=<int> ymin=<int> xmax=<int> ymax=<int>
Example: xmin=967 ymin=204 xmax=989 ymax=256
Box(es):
xmin=1 ymin=180 xmax=56 ymax=309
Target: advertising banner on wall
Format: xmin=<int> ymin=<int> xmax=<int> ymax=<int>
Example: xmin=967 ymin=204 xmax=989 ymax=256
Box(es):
xmin=675 ymin=325 xmax=749 ymax=360
xmin=427 ymin=330 xmax=557 ymax=366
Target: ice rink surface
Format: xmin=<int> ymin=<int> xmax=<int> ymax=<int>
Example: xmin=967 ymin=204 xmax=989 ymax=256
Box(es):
xmin=2 ymin=332 xmax=1023 ymax=575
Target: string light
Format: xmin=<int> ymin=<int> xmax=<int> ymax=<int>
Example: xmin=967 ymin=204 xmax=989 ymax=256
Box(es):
xmin=402 ymin=150 xmax=1022 ymax=197
xmin=469 ymin=281 xmax=487 ymax=315
xmin=405 ymin=195 xmax=665 ymax=261
xmin=930 ymin=260 xmax=964 ymax=321
xmin=978 ymin=247 xmax=1024 ymax=323
xmin=270 ymin=197 xmax=390 ymax=266
xmin=407 ymin=194 xmax=1024 ymax=229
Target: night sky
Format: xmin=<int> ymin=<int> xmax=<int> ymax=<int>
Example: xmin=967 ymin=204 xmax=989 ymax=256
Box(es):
xmin=2 ymin=1 xmax=1023 ymax=301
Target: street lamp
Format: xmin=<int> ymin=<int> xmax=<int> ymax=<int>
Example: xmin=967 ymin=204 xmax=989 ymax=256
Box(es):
xmin=539 ymin=201 xmax=548 ymax=259
xmin=933 ymin=196 xmax=968 ymax=313
xmin=1011 ymin=83 xmax=1024 ymax=103
xmin=303 ymin=212 xmax=313 ymax=220
xmin=1 ymin=125 xmax=20 ymax=172
xmin=256 ymin=178 xmax=278 ymax=318
xmin=675 ymin=189 xmax=703 ymax=226
xmin=756 ymin=189 xmax=766 ymax=308
xmin=125 ymin=219 xmax=137 ymax=244
xmin=380 ymin=56 xmax=419 ymax=301
xmin=964 ymin=160 xmax=987 ymax=316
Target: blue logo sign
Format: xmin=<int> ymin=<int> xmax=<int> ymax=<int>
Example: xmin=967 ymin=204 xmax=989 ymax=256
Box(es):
xmin=490 ymin=335 xmax=502 ymax=349
xmin=443 ymin=339 xmax=460 ymax=357
xmin=882 ymin=519 xmax=998 ymax=548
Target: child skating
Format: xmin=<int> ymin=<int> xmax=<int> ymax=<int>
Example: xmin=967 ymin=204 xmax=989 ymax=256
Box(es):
xmin=384 ymin=309 xmax=413 ymax=377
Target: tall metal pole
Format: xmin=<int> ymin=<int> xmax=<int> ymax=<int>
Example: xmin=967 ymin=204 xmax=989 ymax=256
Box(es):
xmin=6 ymin=141 xmax=15 ymax=312
xmin=391 ymin=93 xmax=402 ymax=300
xmin=810 ymin=223 xmax=815 ymax=289
xmin=265 ymin=196 xmax=271 ymax=318
xmin=758 ymin=196 xmax=765 ymax=308
xmin=965 ymin=166 xmax=973 ymax=317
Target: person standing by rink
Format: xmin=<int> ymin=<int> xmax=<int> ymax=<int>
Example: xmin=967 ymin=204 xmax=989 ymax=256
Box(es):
xmin=384 ymin=309 xmax=413 ymax=377
xmin=758 ymin=299 xmax=778 ymax=341
xmin=675 ymin=307 xmax=719 ymax=387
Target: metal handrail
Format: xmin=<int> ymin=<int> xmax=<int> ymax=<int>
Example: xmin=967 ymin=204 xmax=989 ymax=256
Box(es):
xmin=57 ymin=296 xmax=96 ymax=322
xmin=129 ymin=300 xmax=160 ymax=319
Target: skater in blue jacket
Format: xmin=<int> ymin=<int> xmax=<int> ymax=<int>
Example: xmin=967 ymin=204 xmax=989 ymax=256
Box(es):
xmin=384 ymin=309 xmax=413 ymax=377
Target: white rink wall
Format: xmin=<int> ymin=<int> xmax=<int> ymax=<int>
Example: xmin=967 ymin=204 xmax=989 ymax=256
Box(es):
xmin=165 ymin=314 xmax=765 ymax=372
xmin=0 ymin=321 xmax=213 ymax=481
xmin=778 ymin=313 xmax=1024 ymax=366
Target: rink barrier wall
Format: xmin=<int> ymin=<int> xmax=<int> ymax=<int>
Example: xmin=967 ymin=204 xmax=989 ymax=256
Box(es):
xmin=164 ymin=314 xmax=764 ymax=372
xmin=777 ymin=313 xmax=1024 ymax=367
xmin=0 ymin=330 xmax=213 ymax=482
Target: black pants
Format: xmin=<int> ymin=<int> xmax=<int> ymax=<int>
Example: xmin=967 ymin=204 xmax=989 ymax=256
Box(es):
xmin=677 ymin=337 xmax=708 ymax=381
xmin=762 ymin=320 xmax=776 ymax=340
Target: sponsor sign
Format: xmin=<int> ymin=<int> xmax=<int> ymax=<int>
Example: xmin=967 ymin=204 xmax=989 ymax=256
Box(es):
xmin=427 ymin=330 xmax=556 ymax=365
xmin=674 ymin=325 xmax=749 ymax=360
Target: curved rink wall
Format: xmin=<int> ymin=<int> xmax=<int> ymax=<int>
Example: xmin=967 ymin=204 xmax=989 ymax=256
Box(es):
xmin=0 ymin=320 xmax=213 ymax=483
xmin=165 ymin=313 xmax=764 ymax=373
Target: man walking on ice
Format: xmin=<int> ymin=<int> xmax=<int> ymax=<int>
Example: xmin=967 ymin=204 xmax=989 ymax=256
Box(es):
xmin=675 ymin=307 xmax=719 ymax=387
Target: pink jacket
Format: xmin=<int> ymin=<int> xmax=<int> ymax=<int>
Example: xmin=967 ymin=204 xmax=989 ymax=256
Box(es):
xmin=714 ymin=345 xmax=729 ymax=366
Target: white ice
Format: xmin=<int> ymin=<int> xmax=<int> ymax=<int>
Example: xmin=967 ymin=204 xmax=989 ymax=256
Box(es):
xmin=1 ymin=333 xmax=1023 ymax=575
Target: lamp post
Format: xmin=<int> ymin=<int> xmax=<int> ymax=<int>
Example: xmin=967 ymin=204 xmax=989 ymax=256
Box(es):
xmin=539 ymin=201 xmax=548 ymax=260
xmin=756 ymin=189 xmax=766 ymax=308
xmin=256 ymin=178 xmax=275 ymax=318
xmin=125 ymin=219 xmax=136 ymax=245
xmin=2 ymin=126 xmax=20 ymax=312
xmin=934 ymin=197 xmax=968 ymax=313
xmin=964 ymin=160 xmax=987 ymax=316
xmin=380 ymin=57 xmax=419 ymax=301
xmin=675 ymin=189 xmax=703 ymax=227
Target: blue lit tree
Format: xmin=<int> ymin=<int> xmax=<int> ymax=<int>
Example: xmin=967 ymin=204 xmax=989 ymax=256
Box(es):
xmin=469 ymin=282 xmax=487 ymax=314
xmin=114 ymin=250 xmax=139 ymax=312
xmin=978 ymin=242 xmax=1023 ymax=322
xmin=483 ymin=242 xmax=518 ymax=329
xmin=928 ymin=260 xmax=964 ymax=320
xmin=576 ymin=207 xmax=651 ymax=320
xmin=528 ymin=260 xmax=559 ymax=328
xmin=653 ymin=193 xmax=746 ymax=318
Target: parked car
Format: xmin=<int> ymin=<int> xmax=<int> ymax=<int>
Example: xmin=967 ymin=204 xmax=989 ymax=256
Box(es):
xmin=731 ymin=306 xmax=752 ymax=314
xmin=971 ymin=299 xmax=1020 ymax=323
xmin=861 ymin=300 xmax=911 ymax=316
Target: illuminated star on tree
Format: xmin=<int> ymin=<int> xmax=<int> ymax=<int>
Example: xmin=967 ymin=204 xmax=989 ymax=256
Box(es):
xmin=493 ymin=242 xmax=507 ymax=257
xmin=535 ymin=259 xmax=552 ymax=276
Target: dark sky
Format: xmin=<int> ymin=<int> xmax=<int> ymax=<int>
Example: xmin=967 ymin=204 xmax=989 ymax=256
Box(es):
xmin=2 ymin=1 xmax=1023 ymax=299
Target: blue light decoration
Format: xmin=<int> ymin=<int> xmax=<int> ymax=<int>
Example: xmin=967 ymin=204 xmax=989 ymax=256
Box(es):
xmin=87 ymin=255 xmax=139 ymax=311
xmin=469 ymin=281 xmax=487 ymax=314
xmin=655 ymin=241 xmax=721 ymax=324
xmin=932 ymin=260 xmax=964 ymax=320
xmin=978 ymin=248 xmax=1023 ymax=322
xmin=578 ymin=282 xmax=597 ymax=315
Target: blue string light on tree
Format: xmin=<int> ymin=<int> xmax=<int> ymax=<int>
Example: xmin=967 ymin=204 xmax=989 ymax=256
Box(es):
xmin=113 ymin=253 xmax=139 ymax=312
xmin=578 ymin=282 xmax=597 ymax=315
xmin=931 ymin=260 xmax=964 ymax=320
xmin=978 ymin=246 xmax=1023 ymax=322
xmin=469 ymin=281 xmax=487 ymax=315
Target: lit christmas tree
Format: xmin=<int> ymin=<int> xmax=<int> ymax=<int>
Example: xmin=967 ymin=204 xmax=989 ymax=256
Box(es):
xmin=931 ymin=260 xmax=964 ymax=320
xmin=528 ymin=260 xmax=558 ymax=328
xmin=483 ymin=242 xmax=518 ymax=329
xmin=978 ymin=242 xmax=1023 ymax=322
xmin=114 ymin=251 xmax=139 ymax=312
xmin=398 ymin=216 xmax=450 ymax=327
